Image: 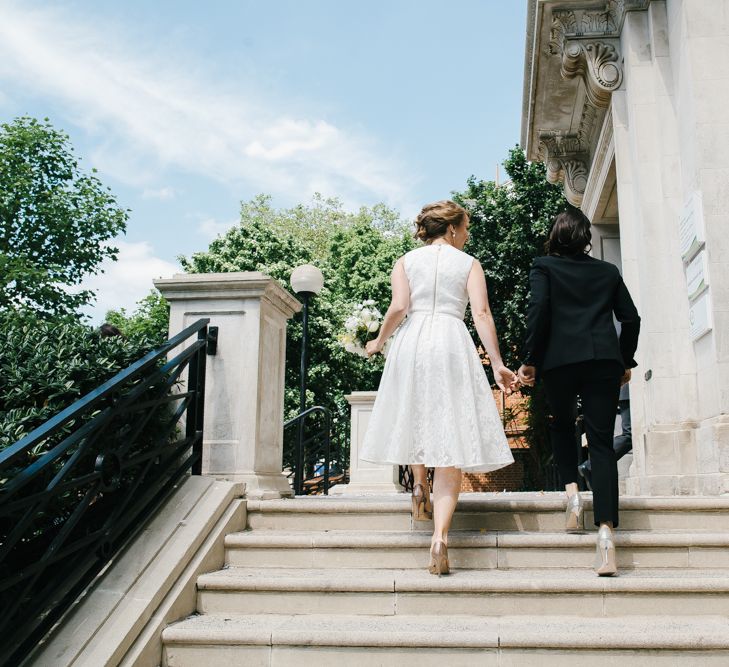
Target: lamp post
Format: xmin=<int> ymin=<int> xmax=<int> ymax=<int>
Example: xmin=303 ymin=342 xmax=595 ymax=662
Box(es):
xmin=290 ymin=264 xmax=324 ymax=494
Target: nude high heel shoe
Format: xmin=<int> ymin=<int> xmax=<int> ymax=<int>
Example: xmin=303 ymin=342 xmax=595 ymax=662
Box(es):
xmin=411 ymin=483 xmax=433 ymax=521
xmin=565 ymin=492 xmax=584 ymax=532
xmin=594 ymin=525 xmax=617 ymax=576
xmin=428 ymin=540 xmax=450 ymax=576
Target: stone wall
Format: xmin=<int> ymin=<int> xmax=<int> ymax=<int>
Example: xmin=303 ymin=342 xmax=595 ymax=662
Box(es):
xmin=615 ymin=0 xmax=729 ymax=494
xmin=522 ymin=0 xmax=729 ymax=495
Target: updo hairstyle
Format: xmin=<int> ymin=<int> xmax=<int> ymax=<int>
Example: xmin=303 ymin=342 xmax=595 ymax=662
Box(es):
xmin=544 ymin=207 xmax=592 ymax=256
xmin=414 ymin=200 xmax=468 ymax=243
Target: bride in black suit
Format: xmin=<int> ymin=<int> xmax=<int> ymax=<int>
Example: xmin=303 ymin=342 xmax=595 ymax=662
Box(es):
xmin=518 ymin=207 xmax=640 ymax=576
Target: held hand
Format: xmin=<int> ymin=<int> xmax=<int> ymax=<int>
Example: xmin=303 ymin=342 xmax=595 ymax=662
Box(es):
xmin=518 ymin=364 xmax=536 ymax=387
xmin=620 ymin=368 xmax=632 ymax=386
xmin=365 ymin=339 xmax=383 ymax=357
xmin=494 ymin=365 xmax=517 ymax=394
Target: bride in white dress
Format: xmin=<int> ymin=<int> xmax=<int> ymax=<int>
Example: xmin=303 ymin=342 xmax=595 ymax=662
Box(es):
xmin=360 ymin=200 xmax=517 ymax=575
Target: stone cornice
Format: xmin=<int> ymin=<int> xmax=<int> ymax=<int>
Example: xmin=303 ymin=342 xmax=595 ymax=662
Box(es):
xmin=522 ymin=0 xmax=650 ymax=208
xmin=520 ymin=0 xmax=541 ymax=149
xmin=154 ymin=272 xmax=303 ymax=318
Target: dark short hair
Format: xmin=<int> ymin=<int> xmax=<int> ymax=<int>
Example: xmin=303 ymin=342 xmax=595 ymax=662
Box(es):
xmin=544 ymin=207 xmax=592 ymax=256
xmin=99 ymin=323 xmax=123 ymax=337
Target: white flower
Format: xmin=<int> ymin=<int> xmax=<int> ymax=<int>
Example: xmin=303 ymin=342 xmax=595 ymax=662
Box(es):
xmin=344 ymin=316 xmax=359 ymax=332
xmin=367 ymin=320 xmax=379 ymax=332
xmin=360 ymin=309 xmax=373 ymax=323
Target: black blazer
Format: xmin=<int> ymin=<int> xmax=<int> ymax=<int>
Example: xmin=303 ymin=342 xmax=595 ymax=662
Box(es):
xmin=521 ymin=254 xmax=640 ymax=374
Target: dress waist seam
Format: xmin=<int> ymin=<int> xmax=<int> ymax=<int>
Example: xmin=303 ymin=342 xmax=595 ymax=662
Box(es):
xmin=408 ymin=310 xmax=463 ymax=320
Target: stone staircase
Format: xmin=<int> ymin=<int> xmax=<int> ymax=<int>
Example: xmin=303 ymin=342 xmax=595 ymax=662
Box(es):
xmin=161 ymin=493 xmax=729 ymax=665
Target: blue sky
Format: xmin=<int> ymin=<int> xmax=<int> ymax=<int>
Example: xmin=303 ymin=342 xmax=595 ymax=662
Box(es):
xmin=0 ymin=0 xmax=527 ymax=321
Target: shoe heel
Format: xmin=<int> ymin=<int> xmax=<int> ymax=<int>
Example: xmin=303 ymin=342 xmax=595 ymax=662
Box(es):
xmin=594 ymin=527 xmax=617 ymax=576
xmin=411 ymin=484 xmax=432 ymax=521
xmin=565 ymin=493 xmax=584 ymax=532
xmin=428 ymin=541 xmax=450 ymax=576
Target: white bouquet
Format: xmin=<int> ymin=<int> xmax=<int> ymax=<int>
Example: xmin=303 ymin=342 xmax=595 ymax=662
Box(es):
xmin=339 ymin=299 xmax=391 ymax=358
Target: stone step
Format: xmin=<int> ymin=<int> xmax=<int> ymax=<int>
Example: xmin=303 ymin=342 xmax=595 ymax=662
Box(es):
xmin=246 ymin=494 xmax=729 ymax=532
xmin=224 ymin=529 xmax=729 ymax=570
xmin=162 ymin=613 xmax=729 ymax=666
xmin=196 ymin=566 xmax=729 ymax=618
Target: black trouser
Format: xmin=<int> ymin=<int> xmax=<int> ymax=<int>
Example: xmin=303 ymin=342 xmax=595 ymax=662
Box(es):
xmin=542 ymin=360 xmax=623 ymax=528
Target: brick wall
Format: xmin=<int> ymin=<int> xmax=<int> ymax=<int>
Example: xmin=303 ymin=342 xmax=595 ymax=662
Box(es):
xmin=458 ymin=388 xmax=531 ymax=492
xmin=461 ymin=449 xmax=529 ymax=492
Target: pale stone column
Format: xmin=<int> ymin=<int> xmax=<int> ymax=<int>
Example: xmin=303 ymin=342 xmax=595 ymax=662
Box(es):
xmin=154 ymin=272 xmax=301 ymax=499
xmin=331 ymin=391 xmax=403 ymax=494
xmin=615 ymin=1 xmax=729 ymax=495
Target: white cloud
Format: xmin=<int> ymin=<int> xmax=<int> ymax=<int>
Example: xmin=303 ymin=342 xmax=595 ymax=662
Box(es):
xmin=0 ymin=3 xmax=418 ymax=213
xmin=198 ymin=217 xmax=238 ymax=240
xmin=80 ymin=240 xmax=179 ymax=324
xmin=142 ymin=186 xmax=177 ymax=200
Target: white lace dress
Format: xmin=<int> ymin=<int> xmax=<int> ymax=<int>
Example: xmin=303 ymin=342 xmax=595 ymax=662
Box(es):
xmin=359 ymin=244 xmax=514 ymax=472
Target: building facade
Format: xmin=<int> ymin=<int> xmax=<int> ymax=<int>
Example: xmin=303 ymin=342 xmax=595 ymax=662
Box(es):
xmin=522 ymin=0 xmax=729 ymax=495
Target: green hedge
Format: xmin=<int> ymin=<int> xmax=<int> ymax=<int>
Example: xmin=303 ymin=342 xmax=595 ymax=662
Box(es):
xmin=0 ymin=310 xmax=164 ymax=455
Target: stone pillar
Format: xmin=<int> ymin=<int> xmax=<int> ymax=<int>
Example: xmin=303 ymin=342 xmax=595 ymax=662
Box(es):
xmin=154 ymin=272 xmax=301 ymax=499
xmin=614 ymin=1 xmax=729 ymax=495
xmin=331 ymin=391 xmax=402 ymax=495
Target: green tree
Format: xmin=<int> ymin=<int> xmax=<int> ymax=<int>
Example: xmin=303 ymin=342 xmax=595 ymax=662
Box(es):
xmin=180 ymin=194 xmax=416 ymax=472
xmin=453 ymin=146 xmax=567 ymax=487
xmin=105 ymin=291 xmax=170 ymax=345
xmin=0 ymin=116 xmax=128 ymax=317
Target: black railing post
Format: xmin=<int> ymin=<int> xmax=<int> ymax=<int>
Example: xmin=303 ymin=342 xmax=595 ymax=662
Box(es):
xmin=191 ymin=325 xmax=208 ymax=475
xmin=323 ymin=409 xmax=331 ymax=495
xmin=295 ymin=292 xmax=311 ymax=496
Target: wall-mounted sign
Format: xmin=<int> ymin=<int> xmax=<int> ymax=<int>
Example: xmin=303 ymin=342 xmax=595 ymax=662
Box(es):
xmin=689 ymin=291 xmax=712 ymax=341
xmin=685 ymin=250 xmax=709 ymax=301
xmin=679 ymin=190 xmax=706 ymax=262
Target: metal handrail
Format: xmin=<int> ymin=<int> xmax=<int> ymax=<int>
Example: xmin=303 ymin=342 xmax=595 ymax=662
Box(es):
xmin=284 ymin=405 xmax=332 ymax=495
xmin=0 ymin=318 xmax=211 ymax=667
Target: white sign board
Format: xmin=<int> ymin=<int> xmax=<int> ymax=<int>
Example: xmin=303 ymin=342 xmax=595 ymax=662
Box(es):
xmin=679 ymin=190 xmax=706 ymax=262
xmin=685 ymin=250 xmax=709 ymax=301
xmin=689 ymin=292 xmax=712 ymax=341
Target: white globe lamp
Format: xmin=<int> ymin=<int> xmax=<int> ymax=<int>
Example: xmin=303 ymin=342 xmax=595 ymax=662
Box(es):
xmin=290 ymin=264 xmax=324 ymax=296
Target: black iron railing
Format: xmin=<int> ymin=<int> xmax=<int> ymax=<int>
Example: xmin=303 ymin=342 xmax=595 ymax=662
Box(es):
xmin=398 ymin=465 xmax=434 ymax=492
xmin=284 ymin=406 xmax=334 ymax=495
xmin=0 ymin=318 xmax=212 ymax=667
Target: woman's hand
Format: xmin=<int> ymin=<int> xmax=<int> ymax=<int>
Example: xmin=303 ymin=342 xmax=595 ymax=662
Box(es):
xmin=493 ymin=365 xmax=518 ymax=394
xmin=620 ymin=368 xmax=632 ymax=386
xmin=365 ymin=338 xmax=383 ymax=357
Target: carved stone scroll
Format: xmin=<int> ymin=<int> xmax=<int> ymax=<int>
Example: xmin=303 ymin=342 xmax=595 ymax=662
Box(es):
xmin=561 ymin=40 xmax=623 ymax=108
xmin=539 ymin=133 xmax=589 ymax=207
